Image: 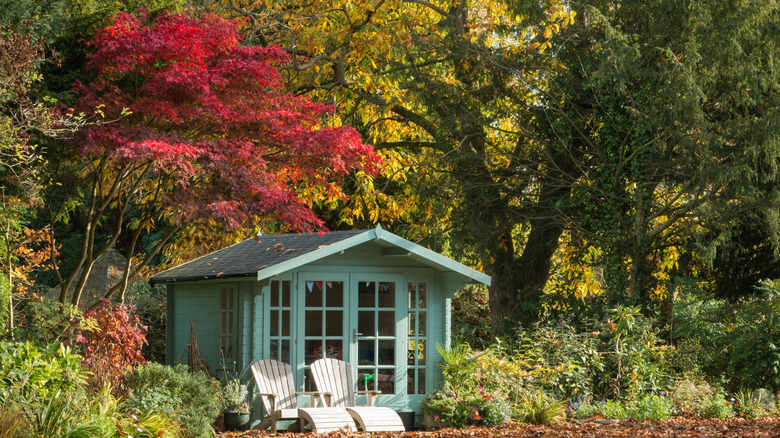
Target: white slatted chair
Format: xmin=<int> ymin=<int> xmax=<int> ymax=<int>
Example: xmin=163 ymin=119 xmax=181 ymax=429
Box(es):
xmin=310 ymin=358 xmax=406 ymax=432
xmin=250 ymin=359 xmax=355 ymax=433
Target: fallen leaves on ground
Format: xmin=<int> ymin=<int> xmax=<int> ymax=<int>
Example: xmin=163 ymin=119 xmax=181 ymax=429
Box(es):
xmin=219 ymin=416 xmax=780 ymax=438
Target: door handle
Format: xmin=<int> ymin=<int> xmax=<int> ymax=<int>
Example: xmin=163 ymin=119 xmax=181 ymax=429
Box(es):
xmin=353 ymin=329 xmax=363 ymax=342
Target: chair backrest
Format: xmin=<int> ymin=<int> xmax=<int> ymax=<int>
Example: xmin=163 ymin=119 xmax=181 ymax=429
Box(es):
xmin=310 ymin=358 xmax=356 ymax=408
xmin=250 ymin=359 xmax=297 ymax=414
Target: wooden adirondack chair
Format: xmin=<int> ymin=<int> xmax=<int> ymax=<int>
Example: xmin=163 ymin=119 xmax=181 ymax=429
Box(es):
xmin=250 ymin=359 xmax=355 ymax=433
xmin=310 ymin=358 xmax=406 ymax=432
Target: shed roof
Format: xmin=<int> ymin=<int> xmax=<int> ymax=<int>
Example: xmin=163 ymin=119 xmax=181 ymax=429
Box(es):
xmin=151 ymin=225 xmax=490 ymax=285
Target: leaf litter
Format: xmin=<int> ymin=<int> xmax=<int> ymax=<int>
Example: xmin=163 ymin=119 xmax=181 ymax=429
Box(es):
xmin=219 ymin=417 xmax=780 ymax=438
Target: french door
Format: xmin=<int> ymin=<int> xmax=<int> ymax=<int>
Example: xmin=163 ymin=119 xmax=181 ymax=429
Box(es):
xmin=295 ymin=273 xmax=403 ymax=396
xmin=297 ymin=274 xmax=349 ymax=392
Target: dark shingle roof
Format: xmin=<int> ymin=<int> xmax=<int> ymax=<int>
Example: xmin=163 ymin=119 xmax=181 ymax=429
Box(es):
xmin=151 ymin=229 xmax=369 ymax=283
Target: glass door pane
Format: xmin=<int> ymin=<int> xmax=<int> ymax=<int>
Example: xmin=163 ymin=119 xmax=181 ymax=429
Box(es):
xmin=300 ymin=277 xmax=347 ymax=392
xmin=354 ymin=278 xmax=399 ymax=395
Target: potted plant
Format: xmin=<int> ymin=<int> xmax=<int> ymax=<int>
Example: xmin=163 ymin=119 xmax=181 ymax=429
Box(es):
xmin=221 ymin=373 xmax=251 ymax=431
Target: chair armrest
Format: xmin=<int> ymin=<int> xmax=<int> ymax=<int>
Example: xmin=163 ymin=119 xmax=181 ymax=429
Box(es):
xmin=296 ymin=391 xmax=333 ymax=407
xmin=256 ymin=392 xmax=278 ymax=412
xmin=356 ymin=390 xmax=381 ymax=407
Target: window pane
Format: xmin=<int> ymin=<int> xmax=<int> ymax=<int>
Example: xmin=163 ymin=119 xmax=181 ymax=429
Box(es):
xmin=325 ymin=281 xmax=344 ymax=307
xmin=377 ymin=282 xmax=395 ymax=308
xmin=377 ymin=369 xmax=395 ymax=394
xmin=281 ymin=310 xmax=290 ymax=336
xmin=270 ymin=310 xmax=279 ymax=336
xmin=408 ymin=312 xmax=416 ymax=336
xmin=408 ymin=283 xmax=416 ymax=309
xmin=227 ymin=288 xmax=234 ymax=309
xmin=270 ymin=281 xmax=279 ymax=307
xmin=378 ymin=340 xmax=394 ymax=365
xmin=305 ymin=340 xmax=322 ymax=365
xmin=325 ymin=310 xmax=343 ymax=336
xmin=281 ymin=280 xmax=291 ymax=307
xmin=220 ymin=288 xmax=228 ymax=310
xmin=418 ymin=368 xmax=426 ymax=394
xmin=280 ymin=340 xmax=290 ymax=363
xmin=357 ymin=368 xmax=376 ymax=391
xmin=418 ymin=311 xmax=426 ymax=337
xmin=377 ymin=311 xmax=394 ymax=336
xmin=305 ymin=281 xmax=323 ymax=307
xmin=270 ymin=339 xmax=278 ymax=360
xmin=407 ymin=369 xmax=415 ymax=395
xmin=220 ymin=336 xmax=233 ymax=359
xmin=358 ymin=311 xmax=374 ymax=336
xmin=227 ymin=312 xmax=233 ymax=334
xmin=418 ymin=283 xmax=427 ymax=308
xmin=358 ymin=281 xmax=375 ymax=307
xmin=358 ymin=340 xmax=374 ymax=365
xmin=305 ymin=310 xmax=322 ymax=336
xmin=417 ymin=340 xmax=426 ymax=365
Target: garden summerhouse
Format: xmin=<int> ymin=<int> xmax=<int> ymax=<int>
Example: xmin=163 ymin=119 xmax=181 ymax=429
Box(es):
xmin=151 ymin=225 xmax=491 ymax=414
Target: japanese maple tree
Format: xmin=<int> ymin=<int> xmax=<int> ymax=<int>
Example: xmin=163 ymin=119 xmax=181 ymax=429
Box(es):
xmin=54 ymin=10 xmax=380 ymax=307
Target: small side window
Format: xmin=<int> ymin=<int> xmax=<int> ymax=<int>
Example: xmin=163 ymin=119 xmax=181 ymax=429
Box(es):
xmin=219 ymin=286 xmax=235 ymax=359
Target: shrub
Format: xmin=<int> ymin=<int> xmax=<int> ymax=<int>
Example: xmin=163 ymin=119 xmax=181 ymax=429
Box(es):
xmin=668 ymin=378 xmax=714 ymax=417
xmin=513 ymin=389 xmax=566 ymax=424
xmin=701 ymin=394 xmax=734 ymax=419
xmin=128 ymin=281 xmax=167 ymax=363
xmin=0 ymin=341 xmax=85 ymax=407
xmin=734 ymin=388 xmax=777 ymax=418
xmin=72 ymin=298 xmax=147 ymax=394
xmin=629 ymin=393 xmax=675 ymax=421
xmin=513 ymin=319 xmax=603 ymax=399
xmin=0 ymin=404 xmax=30 ymax=438
xmin=599 ymin=399 xmax=629 ymax=420
xmin=87 ymin=385 xmax=181 ymax=438
xmin=569 ymin=396 xmax=601 ymax=419
xmin=419 ymin=387 xmax=511 ymax=428
xmin=599 ymin=306 xmax=671 ymax=399
xmin=126 ymin=363 xmax=221 ymax=438
xmin=673 ymin=280 xmax=780 ymax=391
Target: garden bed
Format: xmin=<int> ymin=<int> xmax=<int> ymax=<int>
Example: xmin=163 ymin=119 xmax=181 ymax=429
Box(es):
xmin=218 ymin=417 xmax=780 ymax=438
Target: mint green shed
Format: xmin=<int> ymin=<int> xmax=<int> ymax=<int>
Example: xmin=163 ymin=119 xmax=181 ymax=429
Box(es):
xmin=152 ymin=226 xmax=490 ymax=415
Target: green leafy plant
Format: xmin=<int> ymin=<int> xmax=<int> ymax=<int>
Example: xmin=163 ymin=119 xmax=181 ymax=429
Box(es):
xmin=629 ymin=392 xmax=675 ymax=421
xmin=673 ymin=281 xmax=780 ymax=391
xmin=734 ymin=388 xmax=776 ymax=418
xmin=514 ymin=389 xmax=566 ymax=424
xmin=126 ymin=363 xmax=220 ymax=438
xmin=221 ymin=378 xmax=249 ymax=413
xmin=701 ymin=394 xmax=734 ymax=419
xmin=419 ymin=387 xmax=511 ymax=428
xmin=0 ymin=341 xmax=85 ymax=408
xmin=599 ymin=399 xmax=629 ymax=420
xmin=513 ymin=319 xmax=603 ymax=399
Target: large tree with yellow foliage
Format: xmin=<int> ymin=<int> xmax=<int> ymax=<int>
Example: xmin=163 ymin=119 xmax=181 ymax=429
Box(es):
xmin=221 ymin=0 xmax=780 ymax=332
xmin=222 ymin=0 xmax=576 ymax=333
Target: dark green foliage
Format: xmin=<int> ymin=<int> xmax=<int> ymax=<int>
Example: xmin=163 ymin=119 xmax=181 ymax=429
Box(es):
xmin=673 ymin=280 xmax=780 ymax=391
xmin=126 ymin=363 xmax=221 ymax=438
xmin=451 ymin=286 xmax=491 ymax=349
xmin=128 ymin=281 xmax=167 ymax=363
xmin=512 ymin=319 xmax=603 ymax=399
